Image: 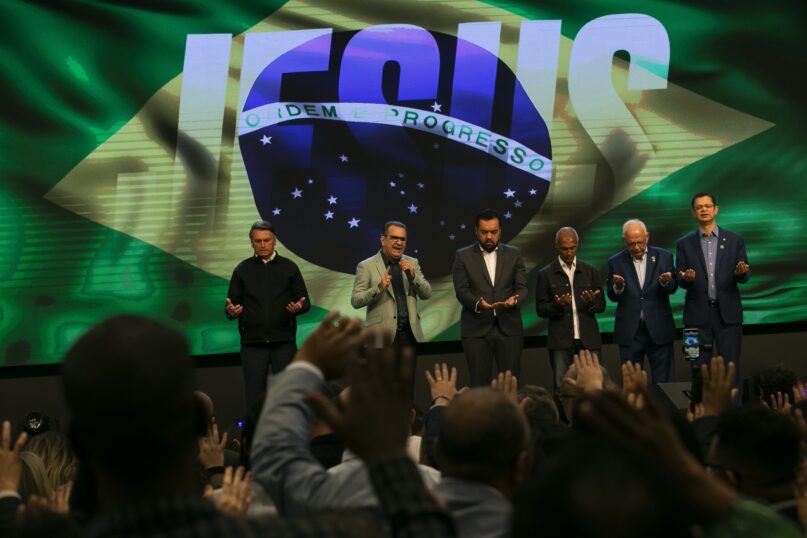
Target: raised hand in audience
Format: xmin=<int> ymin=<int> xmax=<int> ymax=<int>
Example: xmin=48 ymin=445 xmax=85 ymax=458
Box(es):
xmin=27 ymin=481 xmax=72 ymax=515
xmin=575 ymin=389 xmax=738 ymax=527
xmin=762 ymin=392 xmax=792 ymax=414
xmin=491 ymin=370 xmax=519 ymax=406
xmin=687 ymin=403 xmax=705 ymax=423
xmin=700 ymin=356 xmax=737 ymax=417
xmin=572 ymin=349 xmax=603 ymax=392
xmin=199 ymin=417 xmax=228 ymax=473
xmin=621 ymin=361 xmax=647 ymax=397
xmin=206 ymin=466 xmax=253 ymax=516
xmin=425 ymin=363 xmax=467 ymax=407
xmin=0 ymin=420 xmax=27 ymax=494
xmin=307 ymin=331 xmax=411 ymax=463
xmin=792 ymin=382 xmax=807 ymax=405
xmin=294 ymin=311 xmax=364 ymax=379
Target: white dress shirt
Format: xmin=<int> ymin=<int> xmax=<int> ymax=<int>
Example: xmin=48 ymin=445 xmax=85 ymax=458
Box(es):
xmin=559 ymin=256 xmax=580 ymax=339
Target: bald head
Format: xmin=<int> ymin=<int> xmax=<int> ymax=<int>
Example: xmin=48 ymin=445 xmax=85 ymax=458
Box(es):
xmin=437 ymin=388 xmax=529 ymax=484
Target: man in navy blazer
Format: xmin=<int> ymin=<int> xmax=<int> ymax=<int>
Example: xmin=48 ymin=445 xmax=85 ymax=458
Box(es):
xmin=607 ymin=219 xmax=677 ymax=383
xmin=452 ymin=209 xmax=528 ymax=386
xmin=676 ymin=193 xmax=751 ymax=378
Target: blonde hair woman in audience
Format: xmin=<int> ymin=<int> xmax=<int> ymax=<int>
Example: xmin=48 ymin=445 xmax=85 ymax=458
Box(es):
xmin=18 ymin=451 xmax=54 ymax=501
xmin=24 ymin=431 xmax=77 ymax=489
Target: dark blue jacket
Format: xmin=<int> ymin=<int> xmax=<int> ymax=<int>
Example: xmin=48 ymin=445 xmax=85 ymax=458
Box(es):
xmin=675 ymin=228 xmax=750 ymax=325
xmin=607 ymin=246 xmax=677 ymax=346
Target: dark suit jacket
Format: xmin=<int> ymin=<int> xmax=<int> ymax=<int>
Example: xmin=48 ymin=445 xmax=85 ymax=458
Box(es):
xmin=452 ymin=243 xmax=528 ymax=337
xmin=675 ymin=227 xmax=750 ymax=326
xmin=535 ymin=258 xmax=605 ymax=350
xmin=607 ymin=246 xmax=678 ymax=346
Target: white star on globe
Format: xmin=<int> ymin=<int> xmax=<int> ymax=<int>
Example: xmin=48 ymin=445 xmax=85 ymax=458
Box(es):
xmin=408 ymin=204 xmax=418 ymax=214
xmin=291 ymin=188 xmax=302 ymax=199
xmin=327 ymin=196 xmax=337 ymax=205
xmin=504 ymin=211 xmax=512 ymax=219
xmin=324 ymin=211 xmax=334 ymax=220
xmin=348 ymin=217 xmax=360 ymax=228
xmin=430 ymin=102 xmax=442 ymax=113
xmin=417 ymin=182 xmax=425 ymax=189
xmin=449 ymin=234 xmax=455 ymax=240
xmin=260 ymin=135 xmax=272 ymax=145
xmin=504 ymin=188 xmax=516 ymax=198
xmin=389 ymin=181 xmax=396 ymax=187
xmin=529 ymin=188 xmax=537 ymax=196
xmin=272 ymin=208 xmax=281 ymax=215
xmin=514 ymin=200 xmax=523 ymax=208
xmin=308 ymin=178 xmax=314 ymax=184
xmin=339 ymin=154 xmax=348 ymax=162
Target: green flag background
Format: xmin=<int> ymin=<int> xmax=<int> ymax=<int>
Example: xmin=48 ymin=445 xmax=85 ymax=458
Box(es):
xmin=1 ymin=0 xmax=804 ymax=366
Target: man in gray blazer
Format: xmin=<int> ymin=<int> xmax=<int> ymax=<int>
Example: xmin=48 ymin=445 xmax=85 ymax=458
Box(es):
xmin=351 ymin=221 xmax=432 ymax=352
xmin=452 ymin=209 xmax=528 ymax=386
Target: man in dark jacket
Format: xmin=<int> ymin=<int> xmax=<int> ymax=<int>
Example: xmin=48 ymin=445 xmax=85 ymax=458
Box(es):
xmin=226 ymin=220 xmax=310 ymax=409
xmin=535 ymin=227 xmax=605 ymax=392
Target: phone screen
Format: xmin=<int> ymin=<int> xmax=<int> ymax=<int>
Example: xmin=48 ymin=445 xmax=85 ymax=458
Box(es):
xmin=683 ymin=329 xmax=700 ymax=361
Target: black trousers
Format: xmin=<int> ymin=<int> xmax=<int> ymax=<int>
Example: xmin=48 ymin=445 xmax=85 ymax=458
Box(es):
xmin=462 ymin=320 xmax=523 ymax=387
xmin=394 ymin=324 xmax=418 ymax=402
xmin=240 ymin=341 xmax=296 ymax=411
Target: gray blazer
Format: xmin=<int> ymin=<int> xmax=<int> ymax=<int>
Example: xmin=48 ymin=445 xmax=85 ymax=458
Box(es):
xmin=351 ymin=251 xmax=432 ymax=342
xmin=251 ymin=366 xmax=440 ymax=517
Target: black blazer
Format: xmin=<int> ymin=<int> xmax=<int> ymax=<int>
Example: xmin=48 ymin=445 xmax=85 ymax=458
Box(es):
xmin=675 ymin=228 xmax=750 ymax=326
xmin=452 ymin=243 xmax=528 ymax=337
xmin=607 ymin=246 xmax=677 ymax=346
xmin=535 ymin=258 xmax=605 ymax=350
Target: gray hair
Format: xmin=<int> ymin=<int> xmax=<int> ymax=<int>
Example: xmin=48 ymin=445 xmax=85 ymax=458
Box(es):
xmin=555 ymin=227 xmax=579 ymax=243
xmin=622 ymin=219 xmax=647 ymax=237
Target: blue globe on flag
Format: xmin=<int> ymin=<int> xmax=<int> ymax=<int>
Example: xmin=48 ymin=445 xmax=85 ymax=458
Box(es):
xmin=239 ymin=26 xmax=552 ymax=275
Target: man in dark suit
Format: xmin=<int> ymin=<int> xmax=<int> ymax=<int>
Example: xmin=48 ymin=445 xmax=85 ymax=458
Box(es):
xmin=226 ymin=220 xmax=310 ymax=410
xmin=676 ymin=192 xmax=750 ymax=378
xmin=452 ymin=209 xmax=528 ymax=386
xmin=607 ymin=219 xmax=677 ymax=384
xmin=536 ymin=227 xmax=605 ymax=392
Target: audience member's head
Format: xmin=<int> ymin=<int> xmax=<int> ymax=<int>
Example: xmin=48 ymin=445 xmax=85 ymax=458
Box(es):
xmin=19 ymin=451 xmax=55 ymax=501
xmin=62 ymin=315 xmax=198 ymax=499
xmin=194 ymin=391 xmax=215 ymax=424
xmin=435 ymin=388 xmax=529 ymax=497
xmin=707 ymin=405 xmax=800 ymax=501
xmin=24 ymin=431 xmax=77 ymax=489
xmin=517 ymin=385 xmax=560 ymax=438
xmin=756 ymin=367 xmax=798 ymax=403
xmin=514 ymin=432 xmax=689 ymax=538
